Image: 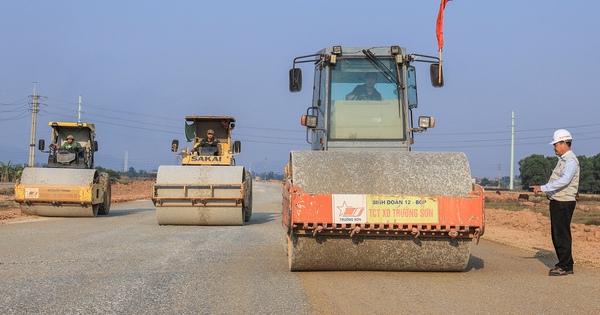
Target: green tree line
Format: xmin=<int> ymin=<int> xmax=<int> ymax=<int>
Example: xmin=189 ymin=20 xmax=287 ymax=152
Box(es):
xmin=519 ymin=153 xmax=600 ymax=194
xmin=0 ymin=162 xmax=156 ymax=184
xmin=251 ymin=171 xmax=284 ymax=181
xmin=4 ymin=155 xmax=597 ymax=193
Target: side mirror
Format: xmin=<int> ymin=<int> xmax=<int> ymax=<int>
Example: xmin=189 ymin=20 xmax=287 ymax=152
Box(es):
xmin=93 ymin=140 xmax=99 ymax=152
xmin=233 ymin=140 xmax=241 ymax=154
xmin=171 ymin=140 xmax=179 ymax=152
xmin=430 ymin=63 xmax=444 ymax=88
xmin=38 ymin=139 xmax=45 ymax=151
xmin=301 ymin=115 xmax=318 ymax=128
xmin=289 ymin=68 xmax=302 ymax=92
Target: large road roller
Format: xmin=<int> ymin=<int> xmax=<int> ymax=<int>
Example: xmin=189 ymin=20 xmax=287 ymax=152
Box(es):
xmin=14 ymin=122 xmax=111 ymax=217
xmin=152 ymin=116 xmax=252 ymax=225
xmin=283 ymin=46 xmax=485 ymax=271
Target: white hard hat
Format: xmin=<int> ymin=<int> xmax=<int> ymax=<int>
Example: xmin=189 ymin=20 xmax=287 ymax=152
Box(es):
xmin=549 ymin=129 xmax=572 ymax=145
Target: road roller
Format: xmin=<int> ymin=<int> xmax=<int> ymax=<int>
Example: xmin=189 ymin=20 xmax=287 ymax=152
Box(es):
xmin=152 ymin=116 xmax=252 ymax=225
xmin=14 ymin=122 xmax=111 ymax=217
xmin=283 ymin=46 xmax=485 ymax=271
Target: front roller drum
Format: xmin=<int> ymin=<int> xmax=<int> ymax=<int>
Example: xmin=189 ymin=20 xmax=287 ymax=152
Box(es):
xmin=287 ymin=234 xmax=472 ymax=271
xmin=16 ymin=168 xmax=100 ymax=217
xmin=156 ymin=206 xmax=244 ymax=226
xmin=154 ymin=165 xmax=249 ymax=226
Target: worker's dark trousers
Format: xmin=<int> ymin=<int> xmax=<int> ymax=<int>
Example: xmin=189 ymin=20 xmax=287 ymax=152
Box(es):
xmin=549 ymin=200 xmax=576 ymax=270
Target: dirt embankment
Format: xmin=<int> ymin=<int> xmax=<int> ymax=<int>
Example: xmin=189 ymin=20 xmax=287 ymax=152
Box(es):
xmin=1 ymin=182 xmax=599 ymax=267
xmin=483 ymin=191 xmax=600 ymax=268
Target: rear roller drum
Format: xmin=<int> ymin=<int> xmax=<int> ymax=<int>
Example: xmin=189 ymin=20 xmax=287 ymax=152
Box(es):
xmin=98 ymin=172 xmax=111 ymax=215
xmin=243 ymin=170 xmax=252 ymax=222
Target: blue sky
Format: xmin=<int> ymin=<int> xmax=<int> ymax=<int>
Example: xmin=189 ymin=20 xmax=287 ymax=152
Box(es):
xmin=1 ymin=0 xmax=599 ymax=179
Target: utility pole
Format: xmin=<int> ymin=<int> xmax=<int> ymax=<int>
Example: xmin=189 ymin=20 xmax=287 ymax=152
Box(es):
xmin=264 ymin=158 xmax=267 ymax=180
xmin=497 ymin=164 xmax=501 ymax=188
xmin=510 ymin=110 xmax=515 ymax=190
xmin=28 ymin=83 xmax=39 ymax=167
xmin=78 ymin=95 xmax=82 ymax=125
xmin=124 ymin=151 xmax=129 ymax=172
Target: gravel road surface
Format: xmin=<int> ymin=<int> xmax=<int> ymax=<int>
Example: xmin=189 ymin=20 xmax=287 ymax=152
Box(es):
xmin=1 ymin=182 xmax=598 ymax=314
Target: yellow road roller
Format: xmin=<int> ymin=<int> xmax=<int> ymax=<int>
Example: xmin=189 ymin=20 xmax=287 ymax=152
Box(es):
xmin=152 ymin=116 xmax=252 ymax=225
xmin=14 ymin=122 xmax=111 ymax=217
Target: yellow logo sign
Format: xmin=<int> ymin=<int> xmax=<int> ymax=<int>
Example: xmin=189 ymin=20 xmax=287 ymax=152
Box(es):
xmin=366 ymin=195 xmax=439 ymax=223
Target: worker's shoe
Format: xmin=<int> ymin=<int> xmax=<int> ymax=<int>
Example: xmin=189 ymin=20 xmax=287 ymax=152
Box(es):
xmin=549 ymin=267 xmax=573 ymax=276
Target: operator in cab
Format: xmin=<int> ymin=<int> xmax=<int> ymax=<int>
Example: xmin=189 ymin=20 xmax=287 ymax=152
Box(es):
xmin=56 ymin=135 xmax=82 ymax=152
xmin=345 ymin=72 xmax=382 ymax=101
xmin=193 ymin=129 xmax=220 ymax=155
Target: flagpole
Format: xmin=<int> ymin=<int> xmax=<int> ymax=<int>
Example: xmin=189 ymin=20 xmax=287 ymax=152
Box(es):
xmin=438 ymin=49 xmax=443 ymax=84
xmin=436 ymin=0 xmax=449 ymax=85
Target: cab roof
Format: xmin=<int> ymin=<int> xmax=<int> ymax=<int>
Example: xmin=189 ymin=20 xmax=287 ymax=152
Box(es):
xmin=48 ymin=121 xmax=95 ymax=133
xmin=185 ymin=116 xmax=235 ymax=124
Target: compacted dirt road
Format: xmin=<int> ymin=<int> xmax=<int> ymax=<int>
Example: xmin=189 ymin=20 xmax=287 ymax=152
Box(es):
xmin=1 ymin=181 xmax=599 ymax=314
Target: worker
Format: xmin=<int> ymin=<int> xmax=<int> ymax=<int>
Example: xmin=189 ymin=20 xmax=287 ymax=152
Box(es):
xmin=57 ymin=135 xmax=82 ymax=152
xmin=194 ymin=129 xmax=220 ymax=155
xmin=200 ymin=129 xmax=220 ymax=147
xmin=345 ymin=72 xmax=382 ymax=101
xmin=531 ymin=129 xmax=579 ymax=276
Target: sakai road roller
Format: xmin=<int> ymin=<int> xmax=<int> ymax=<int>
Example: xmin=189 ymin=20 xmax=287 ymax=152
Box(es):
xmin=152 ymin=116 xmax=252 ymax=225
xmin=284 ymin=46 xmax=485 ymax=271
xmin=14 ymin=122 xmax=111 ymax=217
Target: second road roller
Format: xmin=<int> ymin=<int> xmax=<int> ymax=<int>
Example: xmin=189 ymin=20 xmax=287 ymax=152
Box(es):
xmin=152 ymin=116 xmax=252 ymax=225
xmin=283 ymin=46 xmax=485 ymax=271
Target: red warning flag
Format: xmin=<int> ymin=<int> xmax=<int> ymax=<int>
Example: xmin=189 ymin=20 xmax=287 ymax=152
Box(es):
xmin=436 ymin=0 xmax=450 ymax=51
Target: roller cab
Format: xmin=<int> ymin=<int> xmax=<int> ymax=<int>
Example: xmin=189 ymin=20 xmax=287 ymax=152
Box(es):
xmin=285 ymin=46 xmax=484 ymax=271
xmin=152 ymin=116 xmax=252 ymax=225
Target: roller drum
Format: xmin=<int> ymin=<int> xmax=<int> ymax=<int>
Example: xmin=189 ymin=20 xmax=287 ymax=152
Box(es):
xmin=287 ymin=235 xmax=471 ymax=271
xmin=20 ymin=168 xmax=98 ymax=186
xmin=154 ymin=165 xmax=246 ymax=225
xmin=286 ymin=150 xmax=476 ymax=271
xmin=290 ymin=151 xmax=473 ymax=196
xmin=17 ymin=168 xmax=99 ymax=217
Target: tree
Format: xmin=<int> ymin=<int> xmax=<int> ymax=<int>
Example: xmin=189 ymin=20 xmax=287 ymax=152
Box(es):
xmin=96 ymin=166 xmax=121 ymax=183
xmin=127 ymin=167 xmax=137 ymax=178
xmin=545 ymin=156 xmax=558 ymax=179
xmin=590 ymin=153 xmax=600 ymax=194
xmin=500 ymin=176 xmax=511 ymax=187
xmin=480 ymin=177 xmax=493 ymax=186
xmin=0 ymin=161 xmax=25 ymax=182
xmin=578 ymin=155 xmax=595 ymax=194
xmin=518 ymin=153 xmax=600 ymax=194
xmin=519 ymin=154 xmax=550 ymax=188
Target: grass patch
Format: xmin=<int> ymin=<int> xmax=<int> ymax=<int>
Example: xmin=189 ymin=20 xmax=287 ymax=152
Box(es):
xmin=0 ymin=187 xmax=14 ymax=195
xmin=584 ymin=219 xmax=600 ymax=226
